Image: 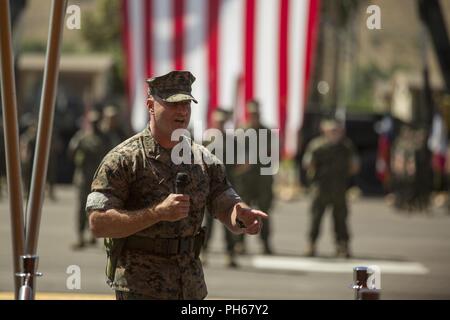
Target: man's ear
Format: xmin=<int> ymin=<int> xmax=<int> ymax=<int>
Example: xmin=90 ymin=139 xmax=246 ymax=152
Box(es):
xmin=146 ymin=97 xmax=154 ymax=113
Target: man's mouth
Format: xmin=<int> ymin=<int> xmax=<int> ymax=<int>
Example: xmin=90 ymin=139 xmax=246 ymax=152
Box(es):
xmin=174 ymin=119 xmax=185 ymax=124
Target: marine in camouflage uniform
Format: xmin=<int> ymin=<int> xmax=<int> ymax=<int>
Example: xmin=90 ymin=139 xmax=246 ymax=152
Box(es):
xmin=390 ymin=126 xmax=431 ymax=212
xmin=101 ymin=105 xmax=131 ymax=148
xmin=68 ymin=110 xmax=112 ymax=249
xmin=202 ymin=108 xmax=239 ymax=267
xmin=86 ymin=71 xmax=267 ymax=300
xmin=233 ymin=100 xmax=275 ymax=255
xmin=19 ymin=120 xmax=38 ymax=197
xmin=302 ymin=119 xmax=360 ymax=258
xmin=20 ymin=118 xmax=62 ymax=200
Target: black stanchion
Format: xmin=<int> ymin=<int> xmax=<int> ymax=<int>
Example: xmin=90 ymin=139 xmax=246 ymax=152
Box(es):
xmin=352 ymin=266 xmax=380 ymax=300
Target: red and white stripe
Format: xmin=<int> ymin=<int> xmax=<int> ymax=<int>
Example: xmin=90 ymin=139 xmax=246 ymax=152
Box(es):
xmin=122 ymin=0 xmax=320 ymax=156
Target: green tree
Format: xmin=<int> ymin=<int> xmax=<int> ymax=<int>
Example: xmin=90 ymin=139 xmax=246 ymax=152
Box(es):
xmin=82 ymin=0 xmax=121 ymax=51
xmin=81 ymin=0 xmax=124 ymax=95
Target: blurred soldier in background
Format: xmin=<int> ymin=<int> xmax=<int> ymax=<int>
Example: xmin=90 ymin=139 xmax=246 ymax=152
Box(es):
xmin=68 ymin=110 xmax=112 ymax=249
xmin=20 ymin=116 xmax=38 ymax=197
xmin=101 ymin=105 xmax=130 ymax=148
xmin=19 ymin=115 xmax=64 ymax=201
xmin=47 ymin=126 xmax=63 ymax=201
xmin=234 ymin=100 xmax=275 ymax=255
xmin=390 ymin=125 xmax=431 ymax=212
xmin=0 ymin=0 xmax=28 ymax=199
xmin=202 ymin=108 xmax=239 ymax=267
xmin=387 ymin=71 xmax=433 ymax=213
xmin=302 ymin=119 xmax=360 ymax=258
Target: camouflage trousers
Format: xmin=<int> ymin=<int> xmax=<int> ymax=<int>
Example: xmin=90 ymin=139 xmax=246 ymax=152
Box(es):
xmin=77 ymin=185 xmax=90 ymax=234
xmin=204 ymin=213 xmax=237 ymax=254
xmin=309 ymin=193 xmax=350 ymax=244
xmin=234 ymin=174 xmax=273 ymax=247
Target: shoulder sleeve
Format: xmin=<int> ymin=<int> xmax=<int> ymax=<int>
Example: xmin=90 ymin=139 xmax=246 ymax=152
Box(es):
xmin=202 ymin=146 xmax=241 ymax=217
xmin=85 ymin=151 xmax=130 ymax=212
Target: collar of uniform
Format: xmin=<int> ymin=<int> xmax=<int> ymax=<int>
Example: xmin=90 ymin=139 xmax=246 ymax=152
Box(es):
xmin=142 ymin=125 xmax=171 ymax=163
xmin=142 ymin=125 xmax=156 ymax=157
xmin=142 ymin=125 xmax=188 ymax=164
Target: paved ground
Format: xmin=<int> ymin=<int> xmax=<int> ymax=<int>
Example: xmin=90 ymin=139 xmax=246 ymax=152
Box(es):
xmin=1 ymin=185 xmax=450 ymax=299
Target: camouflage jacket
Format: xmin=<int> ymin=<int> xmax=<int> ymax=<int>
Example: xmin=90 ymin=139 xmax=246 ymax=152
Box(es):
xmin=302 ymin=136 xmax=359 ymax=194
xmin=69 ymin=130 xmax=112 ymax=188
xmin=86 ymin=125 xmax=241 ymax=299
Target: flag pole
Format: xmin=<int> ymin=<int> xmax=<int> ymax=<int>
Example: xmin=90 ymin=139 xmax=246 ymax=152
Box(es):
xmin=24 ymin=0 xmax=67 ymax=299
xmin=0 ymin=0 xmax=26 ymax=299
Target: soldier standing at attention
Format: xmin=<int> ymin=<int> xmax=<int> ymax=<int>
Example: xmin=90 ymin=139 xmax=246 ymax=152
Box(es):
xmin=86 ymin=71 xmax=267 ymax=300
xmin=20 ymin=118 xmax=38 ymax=197
xmin=101 ymin=105 xmax=130 ymax=148
xmin=68 ymin=110 xmax=112 ymax=249
xmin=233 ymin=100 xmax=275 ymax=255
xmin=302 ymin=119 xmax=360 ymax=258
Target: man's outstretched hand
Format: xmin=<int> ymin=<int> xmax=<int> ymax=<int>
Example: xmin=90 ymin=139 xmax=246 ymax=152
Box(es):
xmin=234 ymin=203 xmax=268 ymax=235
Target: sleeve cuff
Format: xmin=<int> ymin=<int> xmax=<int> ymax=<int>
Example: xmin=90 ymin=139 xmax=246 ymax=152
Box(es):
xmin=210 ymin=188 xmax=241 ymax=218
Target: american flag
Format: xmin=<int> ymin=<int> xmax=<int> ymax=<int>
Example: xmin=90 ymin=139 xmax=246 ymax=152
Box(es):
xmin=122 ymin=0 xmax=320 ymax=156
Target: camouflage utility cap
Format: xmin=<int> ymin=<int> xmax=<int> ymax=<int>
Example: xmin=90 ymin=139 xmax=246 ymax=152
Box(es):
xmin=146 ymin=70 xmax=198 ymax=104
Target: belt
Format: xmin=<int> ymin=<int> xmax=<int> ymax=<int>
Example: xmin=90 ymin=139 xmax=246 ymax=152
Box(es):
xmin=125 ymin=230 xmax=205 ymax=256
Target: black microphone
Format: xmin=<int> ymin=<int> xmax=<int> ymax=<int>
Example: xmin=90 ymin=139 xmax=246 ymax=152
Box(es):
xmin=175 ymin=172 xmax=189 ymax=194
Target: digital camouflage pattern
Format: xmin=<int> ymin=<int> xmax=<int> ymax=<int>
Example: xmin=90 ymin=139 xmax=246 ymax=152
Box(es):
xmin=202 ymin=116 xmax=238 ymax=261
xmin=86 ymin=125 xmax=241 ymax=299
xmin=69 ymin=130 xmax=112 ymax=190
xmin=146 ymin=70 xmax=198 ymax=104
xmin=69 ymin=127 xmax=112 ymax=239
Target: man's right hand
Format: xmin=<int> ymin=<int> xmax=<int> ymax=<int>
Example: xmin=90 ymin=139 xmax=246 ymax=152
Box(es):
xmin=155 ymin=193 xmax=190 ymax=222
